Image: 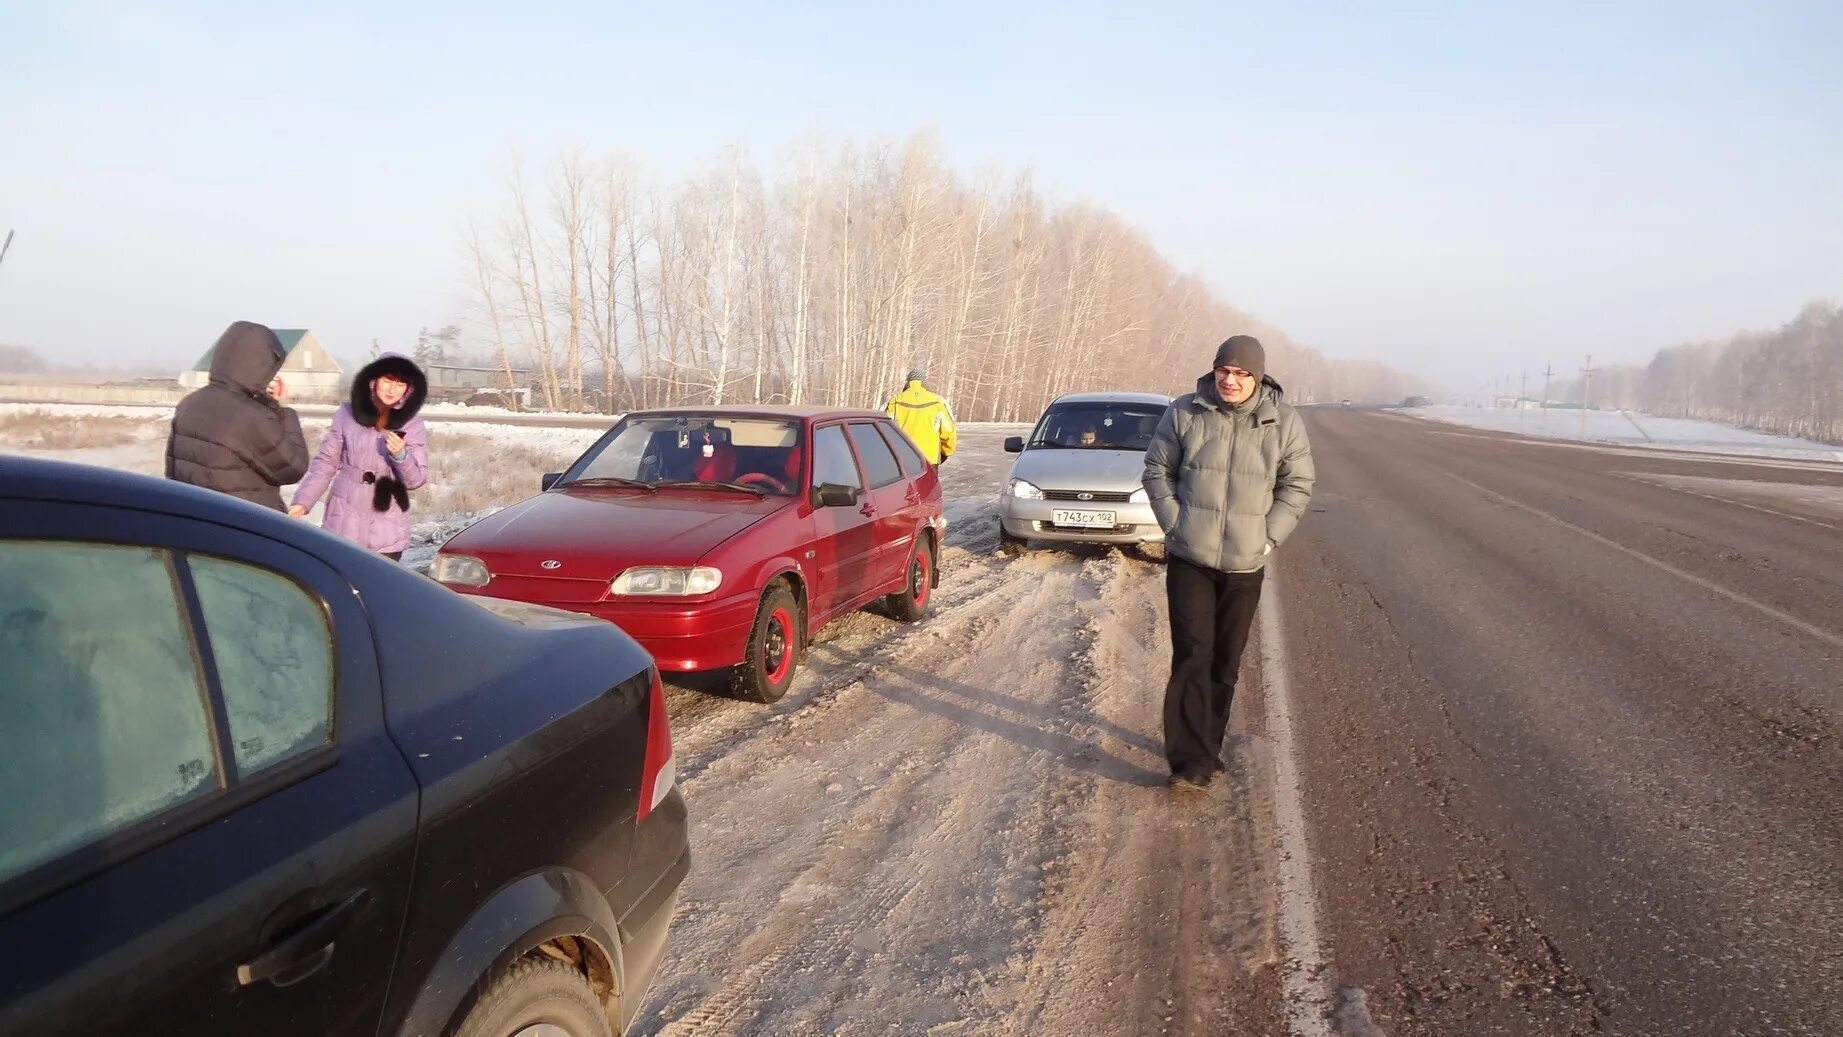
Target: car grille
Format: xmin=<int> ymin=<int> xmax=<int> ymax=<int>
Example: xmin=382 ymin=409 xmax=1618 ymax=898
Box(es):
xmin=1036 ymin=521 xmax=1142 ymax=534
xmin=1041 ymin=489 xmax=1134 ymax=503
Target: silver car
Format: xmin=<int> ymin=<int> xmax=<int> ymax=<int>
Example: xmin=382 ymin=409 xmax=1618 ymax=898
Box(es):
xmin=998 ymin=391 xmax=1174 ymax=558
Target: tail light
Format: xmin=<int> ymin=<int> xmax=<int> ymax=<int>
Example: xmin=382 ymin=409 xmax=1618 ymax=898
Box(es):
xmin=636 ymin=667 xmax=676 ymax=824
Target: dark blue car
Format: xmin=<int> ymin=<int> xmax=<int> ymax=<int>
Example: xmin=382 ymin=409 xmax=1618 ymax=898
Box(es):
xmin=0 ymin=457 xmax=689 ymax=1036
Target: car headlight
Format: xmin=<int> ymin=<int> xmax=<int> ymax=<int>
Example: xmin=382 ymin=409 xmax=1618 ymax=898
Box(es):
xmin=432 ymin=553 xmax=491 ymax=587
xmin=611 ymin=566 xmax=723 ymax=597
xmin=1130 ymin=487 xmax=1150 ymax=504
xmin=1008 ymin=478 xmax=1044 ymax=500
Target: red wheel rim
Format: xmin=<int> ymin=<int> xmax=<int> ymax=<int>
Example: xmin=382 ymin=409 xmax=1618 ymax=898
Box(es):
xmin=912 ymin=551 xmax=930 ymax=608
xmin=764 ymin=607 xmax=795 ymax=684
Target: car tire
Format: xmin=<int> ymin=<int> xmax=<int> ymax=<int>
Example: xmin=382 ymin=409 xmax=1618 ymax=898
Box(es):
xmin=449 ymin=956 xmax=612 ymax=1037
xmin=998 ymin=527 xmax=1027 ymax=557
xmin=731 ymin=583 xmax=801 ymax=704
xmin=886 ymin=538 xmax=935 ymax=622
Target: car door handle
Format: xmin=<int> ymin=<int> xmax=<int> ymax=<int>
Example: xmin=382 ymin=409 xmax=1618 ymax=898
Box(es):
xmin=859 ymin=504 xmax=877 ymax=517
xmin=237 ymin=889 xmax=369 ymax=988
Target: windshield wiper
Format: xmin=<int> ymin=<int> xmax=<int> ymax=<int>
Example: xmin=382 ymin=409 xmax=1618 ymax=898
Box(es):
xmin=657 ymin=480 xmax=769 ymax=497
xmin=566 ymin=476 xmax=658 ymax=492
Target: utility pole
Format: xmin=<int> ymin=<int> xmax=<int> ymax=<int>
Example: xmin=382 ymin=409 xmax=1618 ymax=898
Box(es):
xmin=0 ymin=230 xmax=14 ymax=270
xmin=1580 ymin=354 xmax=1595 ymax=437
xmin=1540 ymin=364 xmax=1554 ymax=425
xmin=1519 ymin=370 xmax=1529 ymax=424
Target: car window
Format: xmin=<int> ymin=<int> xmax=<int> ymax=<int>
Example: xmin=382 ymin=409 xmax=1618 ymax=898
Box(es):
xmin=847 ymin=422 xmax=904 ymax=488
xmin=0 ymin=541 xmax=218 ymax=886
xmin=812 ymin=424 xmax=863 ymax=490
xmin=189 ymin=555 xmax=335 ymax=775
xmin=566 ymin=415 xmax=803 ymax=493
xmin=1027 ymin=401 xmax=1169 ymax=450
xmin=879 ymin=422 xmax=929 ymax=476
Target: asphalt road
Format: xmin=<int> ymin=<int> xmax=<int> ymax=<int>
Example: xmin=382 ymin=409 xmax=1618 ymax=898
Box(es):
xmin=1282 ymin=410 xmax=1843 ymax=1036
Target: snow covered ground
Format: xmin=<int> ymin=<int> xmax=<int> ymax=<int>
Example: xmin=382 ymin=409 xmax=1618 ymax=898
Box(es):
xmin=1402 ymin=404 xmax=1843 ymax=463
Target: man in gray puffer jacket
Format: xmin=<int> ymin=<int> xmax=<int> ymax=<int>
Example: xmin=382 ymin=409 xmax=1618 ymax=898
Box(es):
xmin=1143 ymin=334 xmax=1315 ymax=790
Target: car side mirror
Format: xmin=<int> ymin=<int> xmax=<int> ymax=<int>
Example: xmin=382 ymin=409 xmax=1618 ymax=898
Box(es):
xmin=1004 ymin=436 xmax=1024 ymax=453
xmin=541 ymin=473 xmax=562 ymax=491
xmin=814 ymin=483 xmax=859 ymax=508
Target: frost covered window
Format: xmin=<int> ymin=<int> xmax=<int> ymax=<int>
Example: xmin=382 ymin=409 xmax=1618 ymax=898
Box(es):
xmin=0 ymin=541 xmax=218 ymax=885
xmin=189 ymin=556 xmax=335 ymax=775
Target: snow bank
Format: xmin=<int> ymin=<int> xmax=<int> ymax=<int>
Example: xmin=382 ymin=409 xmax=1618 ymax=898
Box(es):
xmin=1404 ymin=405 xmax=1843 ymax=463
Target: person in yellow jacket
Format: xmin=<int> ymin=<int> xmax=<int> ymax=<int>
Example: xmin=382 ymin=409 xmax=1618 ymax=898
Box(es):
xmin=885 ymin=368 xmax=958 ymax=465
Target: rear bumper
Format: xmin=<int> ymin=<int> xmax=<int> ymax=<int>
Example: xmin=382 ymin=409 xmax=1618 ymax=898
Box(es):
xmin=614 ymin=787 xmax=691 ymax=1032
xmin=998 ymin=498 xmax=1164 ymax=545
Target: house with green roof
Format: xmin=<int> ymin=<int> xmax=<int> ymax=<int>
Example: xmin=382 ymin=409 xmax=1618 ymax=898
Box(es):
xmin=178 ymin=329 xmax=343 ymax=401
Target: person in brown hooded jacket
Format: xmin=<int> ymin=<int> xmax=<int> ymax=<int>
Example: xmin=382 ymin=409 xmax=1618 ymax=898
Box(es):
xmin=165 ymin=321 xmax=310 ymax=510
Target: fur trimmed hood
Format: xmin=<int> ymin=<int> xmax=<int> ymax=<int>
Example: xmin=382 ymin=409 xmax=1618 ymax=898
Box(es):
xmin=350 ymin=353 xmax=428 ymax=430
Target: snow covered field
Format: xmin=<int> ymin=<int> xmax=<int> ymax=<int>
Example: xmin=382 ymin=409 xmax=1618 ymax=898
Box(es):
xmin=1402 ymin=404 xmax=1843 ymax=463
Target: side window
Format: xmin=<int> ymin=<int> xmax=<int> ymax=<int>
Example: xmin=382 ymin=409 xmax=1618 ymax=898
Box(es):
xmin=189 ymin=555 xmax=335 ymax=775
xmin=847 ymin=423 xmax=903 ymax=488
xmin=0 ymin=542 xmax=218 ymax=885
xmin=812 ymin=424 xmax=863 ymax=491
xmin=878 ymin=422 xmax=929 ymax=476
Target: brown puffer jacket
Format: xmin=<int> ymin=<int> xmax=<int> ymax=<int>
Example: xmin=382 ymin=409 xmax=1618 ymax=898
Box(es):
xmin=165 ymin=322 xmax=310 ymax=510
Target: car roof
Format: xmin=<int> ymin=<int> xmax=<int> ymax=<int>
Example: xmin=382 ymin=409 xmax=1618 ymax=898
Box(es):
xmin=3 ymin=456 xmax=295 ymax=530
xmin=1047 ymin=391 xmax=1175 ymax=406
xmin=1 ymin=457 xmax=385 ymax=571
xmin=628 ymin=404 xmax=888 ymax=422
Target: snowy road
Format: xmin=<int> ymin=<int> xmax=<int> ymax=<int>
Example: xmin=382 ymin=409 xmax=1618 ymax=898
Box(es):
xmin=638 ymin=415 xmax=1843 ymax=1036
xmin=637 ymin=425 xmax=1290 ymax=1035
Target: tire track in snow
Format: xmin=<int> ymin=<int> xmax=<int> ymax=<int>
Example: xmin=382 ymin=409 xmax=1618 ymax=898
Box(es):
xmin=1000 ymin=552 xmax=1286 ymax=1036
xmin=643 ymin=546 xmax=1146 ymax=1034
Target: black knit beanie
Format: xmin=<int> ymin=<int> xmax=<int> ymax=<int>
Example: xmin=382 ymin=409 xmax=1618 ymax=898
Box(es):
xmin=1213 ymin=335 xmax=1265 ymax=383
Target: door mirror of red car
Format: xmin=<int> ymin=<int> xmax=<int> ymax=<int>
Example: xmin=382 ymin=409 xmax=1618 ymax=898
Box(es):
xmin=1003 ymin=436 xmax=1025 ymax=454
xmin=814 ymin=483 xmax=860 ymax=509
xmin=541 ymin=472 xmax=562 ymax=491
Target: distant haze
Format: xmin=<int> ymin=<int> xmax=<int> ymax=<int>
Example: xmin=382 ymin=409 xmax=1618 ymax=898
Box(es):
xmin=1 ymin=2 xmax=1838 ymax=393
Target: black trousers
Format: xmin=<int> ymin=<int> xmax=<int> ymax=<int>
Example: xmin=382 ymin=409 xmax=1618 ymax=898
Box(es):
xmin=1163 ymin=556 xmax=1265 ymax=774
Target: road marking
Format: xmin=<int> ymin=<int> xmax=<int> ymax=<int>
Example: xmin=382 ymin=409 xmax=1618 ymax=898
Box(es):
xmin=1259 ymin=571 xmax=1337 ymax=1037
xmin=1453 ymin=474 xmax=1843 ymax=651
xmin=1617 ymin=474 xmax=1843 ymax=533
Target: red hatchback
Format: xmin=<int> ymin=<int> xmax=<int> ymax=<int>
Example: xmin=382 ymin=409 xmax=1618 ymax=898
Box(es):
xmin=432 ymin=407 xmax=946 ymax=702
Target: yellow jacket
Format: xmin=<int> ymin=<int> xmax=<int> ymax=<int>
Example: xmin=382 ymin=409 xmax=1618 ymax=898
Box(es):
xmin=885 ymin=380 xmax=958 ymax=464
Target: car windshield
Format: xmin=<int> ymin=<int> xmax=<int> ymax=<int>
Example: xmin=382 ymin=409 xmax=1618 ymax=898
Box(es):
xmin=561 ymin=415 xmax=804 ymax=495
xmin=1026 ymin=402 xmax=1168 ymax=450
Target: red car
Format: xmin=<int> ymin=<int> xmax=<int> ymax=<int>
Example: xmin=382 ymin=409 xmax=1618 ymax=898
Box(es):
xmin=432 ymin=407 xmax=945 ymax=702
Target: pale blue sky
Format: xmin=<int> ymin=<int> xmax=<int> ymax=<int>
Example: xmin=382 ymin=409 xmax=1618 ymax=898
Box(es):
xmin=2 ymin=1 xmax=1839 ymax=390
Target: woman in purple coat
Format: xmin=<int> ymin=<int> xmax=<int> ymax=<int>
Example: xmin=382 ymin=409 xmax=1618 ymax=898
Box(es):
xmin=289 ymin=354 xmax=430 ymax=560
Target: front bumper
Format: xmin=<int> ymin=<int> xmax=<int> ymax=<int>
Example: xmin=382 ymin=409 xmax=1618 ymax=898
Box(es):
xmin=997 ymin=497 xmax=1165 ymax=545
xmin=463 ymin=585 xmax=759 ymax=672
xmin=579 ymin=591 xmax=760 ymax=671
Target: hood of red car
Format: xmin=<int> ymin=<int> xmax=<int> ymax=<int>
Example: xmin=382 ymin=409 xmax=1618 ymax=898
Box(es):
xmin=444 ymin=487 xmax=786 ymax=577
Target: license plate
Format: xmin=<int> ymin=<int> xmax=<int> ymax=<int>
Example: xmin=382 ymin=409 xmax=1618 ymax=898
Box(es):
xmin=1052 ymin=509 xmax=1117 ymax=529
